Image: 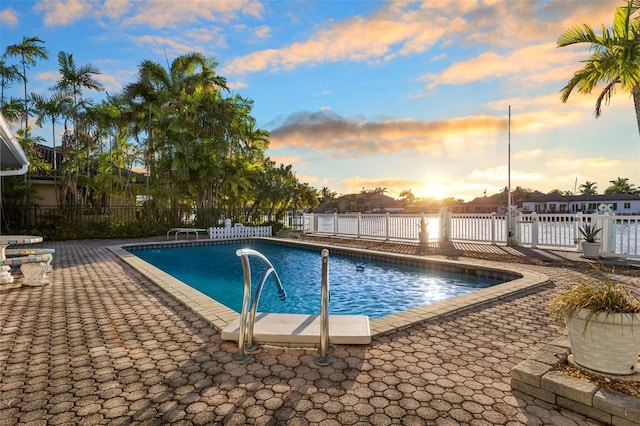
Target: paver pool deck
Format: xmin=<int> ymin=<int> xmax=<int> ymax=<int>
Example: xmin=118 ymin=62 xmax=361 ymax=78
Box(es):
xmin=1 ymin=236 xmax=639 ymax=425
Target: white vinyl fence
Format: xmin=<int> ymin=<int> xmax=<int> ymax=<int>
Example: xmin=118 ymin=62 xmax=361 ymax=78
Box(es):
xmin=303 ymin=209 xmax=640 ymax=259
xmin=208 ymin=224 xmax=272 ymax=239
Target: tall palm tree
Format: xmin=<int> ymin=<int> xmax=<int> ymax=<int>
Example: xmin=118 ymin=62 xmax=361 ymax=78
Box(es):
xmin=122 ymin=52 xmax=228 ymax=216
xmin=31 ymin=91 xmax=72 ymax=170
xmin=579 ymin=181 xmax=598 ymax=195
xmin=52 ymin=51 xmax=104 ymax=204
xmin=52 ymin=51 xmax=104 ymax=127
xmin=4 ymin=36 xmax=49 ymax=131
xmin=558 ymin=0 xmax=640 ymax=136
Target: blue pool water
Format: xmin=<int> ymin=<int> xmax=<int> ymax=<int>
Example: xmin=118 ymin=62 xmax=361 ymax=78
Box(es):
xmin=128 ymin=242 xmax=504 ymax=319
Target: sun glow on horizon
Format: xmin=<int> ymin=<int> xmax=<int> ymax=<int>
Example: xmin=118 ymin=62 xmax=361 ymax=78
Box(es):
xmin=417 ymin=182 xmax=450 ymax=200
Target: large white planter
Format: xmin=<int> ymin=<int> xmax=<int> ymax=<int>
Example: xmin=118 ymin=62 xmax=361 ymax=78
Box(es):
xmin=567 ymin=308 xmax=640 ymax=375
xmin=581 ymin=241 xmax=600 ymax=258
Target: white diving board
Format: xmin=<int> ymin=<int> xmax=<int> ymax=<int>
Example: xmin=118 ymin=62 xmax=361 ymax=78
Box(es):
xmin=222 ymin=313 xmax=371 ymax=346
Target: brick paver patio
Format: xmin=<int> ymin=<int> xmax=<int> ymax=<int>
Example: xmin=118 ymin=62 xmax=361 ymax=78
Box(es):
xmin=2 ymin=237 xmax=637 ymax=425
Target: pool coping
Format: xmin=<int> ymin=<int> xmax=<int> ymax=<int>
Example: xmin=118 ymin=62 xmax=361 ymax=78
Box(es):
xmin=108 ymin=237 xmax=551 ymax=341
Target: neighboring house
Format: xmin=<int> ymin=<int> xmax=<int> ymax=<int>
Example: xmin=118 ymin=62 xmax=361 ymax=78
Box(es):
xmin=521 ymin=193 xmax=569 ymax=213
xmin=28 ymin=144 xmax=144 ymax=208
xmin=331 ymin=193 xmax=404 ymax=213
xmin=522 ymin=193 xmax=640 ymax=215
xmin=454 ymin=192 xmax=535 ymax=214
xmin=455 ymin=193 xmax=505 ymax=213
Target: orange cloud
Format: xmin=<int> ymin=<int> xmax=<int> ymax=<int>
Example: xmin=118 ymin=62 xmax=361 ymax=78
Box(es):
xmin=268 ymin=108 xmax=578 ymax=158
xmin=223 ymin=14 xmax=446 ymax=75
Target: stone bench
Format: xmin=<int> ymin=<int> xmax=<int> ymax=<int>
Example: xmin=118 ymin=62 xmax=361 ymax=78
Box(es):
xmin=1 ymin=252 xmax=53 ymax=286
xmin=6 ymin=248 xmax=55 ymax=272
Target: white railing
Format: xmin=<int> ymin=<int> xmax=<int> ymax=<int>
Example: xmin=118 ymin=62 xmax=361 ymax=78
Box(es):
xmin=519 ymin=213 xmax=579 ymax=249
xmin=303 ymin=210 xmax=640 ymax=259
xmin=448 ymin=213 xmax=507 ymax=244
xmin=308 ymin=212 xmax=439 ymax=242
xmin=208 ymin=225 xmax=272 ymax=239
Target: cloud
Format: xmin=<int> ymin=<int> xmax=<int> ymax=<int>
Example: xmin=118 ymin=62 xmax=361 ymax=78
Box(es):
xmin=99 ymin=0 xmax=133 ymax=20
xmin=268 ymin=108 xmax=580 ymax=158
xmin=34 ymin=0 xmax=94 ymax=26
xmin=419 ymin=43 xmax=586 ymax=91
xmin=469 ymin=166 xmax=544 ymax=182
xmin=222 ymin=0 xmax=612 ymax=77
xmin=513 ymin=150 xmax=544 ymax=161
xmin=122 ymin=0 xmax=262 ymax=29
xmin=546 ymin=157 xmax=625 ymax=171
xmin=222 ymin=12 xmax=447 ymax=74
xmin=0 ymin=8 xmax=18 ymax=27
xmin=131 ymin=35 xmax=202 ymax=56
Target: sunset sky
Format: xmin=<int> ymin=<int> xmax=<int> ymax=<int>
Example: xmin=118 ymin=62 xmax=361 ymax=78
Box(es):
xmin=1 ymin=0 xmax=639 ymax=201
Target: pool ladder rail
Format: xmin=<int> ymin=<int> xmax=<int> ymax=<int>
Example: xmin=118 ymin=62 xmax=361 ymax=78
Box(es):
xmin=233 ymin=248 xmax=333 ymax=365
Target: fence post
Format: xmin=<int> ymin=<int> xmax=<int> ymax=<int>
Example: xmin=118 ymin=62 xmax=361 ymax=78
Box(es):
xmin=385 ymin=213 xmax=390 ymax=241
xmin=574 ymin=212 xmax=583 ymax=250
xmin=357 ymin=212 xmax=361 ymax=238
xmin=490 ymin=213 xmax=496 ymax=245
xmin=333 ymin=212 xmax=338 ymax=236
xmin=303 ymin=213 xmax=309 ymax=234
xmin=597 ymin=210 xmax=614 ymax=255
xmin=530 ymin=212 xmax=538 ymax=248
xmin=513 ymin=209 xmax=523 ymax=246
xmin=439 ymin=208 xmax=450 ymax=242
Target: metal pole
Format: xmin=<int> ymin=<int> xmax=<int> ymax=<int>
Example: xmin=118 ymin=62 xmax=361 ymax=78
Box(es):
xmin=315 ymin=249 xmax=332 ymax=366
xmin=507 ymin=105 xmax=514 ymax=246
xmin=233 ymin=254 xmax=252 ymax=363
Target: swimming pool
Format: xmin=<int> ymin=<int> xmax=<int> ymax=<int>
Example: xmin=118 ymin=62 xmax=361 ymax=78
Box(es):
xmin=127 ymin=241 xmax=505 ymax=319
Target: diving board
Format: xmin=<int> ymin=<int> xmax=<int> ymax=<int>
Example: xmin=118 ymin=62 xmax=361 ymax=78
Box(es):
xmin=222 ymin=313 xmax=371 ymax=346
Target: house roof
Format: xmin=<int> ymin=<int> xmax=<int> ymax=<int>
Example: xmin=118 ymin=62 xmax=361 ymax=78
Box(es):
xmin=524 ymin=193 xmax=567 ymax=203
xmin=0 ymin=113 xmax=29 ymax=176
xmin=566 ymin=193 xmax=640 ymax=201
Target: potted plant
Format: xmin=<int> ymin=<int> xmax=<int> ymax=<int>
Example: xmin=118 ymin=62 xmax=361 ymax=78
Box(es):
xmin=418 ymin=216 xmax=429 ymax=245
xmin=578 ymin=223 xmax=601 ymax=258
xmin=548 ymin=274 xmax=640 ymax=375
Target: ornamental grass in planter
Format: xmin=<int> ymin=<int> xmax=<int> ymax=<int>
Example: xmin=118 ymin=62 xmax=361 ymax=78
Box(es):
xmin=548 ymin=274 xmax=640 ymax=375
xmin=578 ymin=223 xmax=601 ymax=258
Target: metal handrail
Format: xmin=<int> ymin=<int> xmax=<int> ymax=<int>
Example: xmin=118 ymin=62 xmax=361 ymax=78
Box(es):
xmin=233 ymin=248 xmax=286 ymax=363
xmin=315 ymin=248 xmax=333 ymax=365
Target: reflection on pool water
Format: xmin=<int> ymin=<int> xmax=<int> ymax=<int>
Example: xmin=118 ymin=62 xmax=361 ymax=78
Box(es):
xmin=128 ymin=241 xmax=505 ymax=320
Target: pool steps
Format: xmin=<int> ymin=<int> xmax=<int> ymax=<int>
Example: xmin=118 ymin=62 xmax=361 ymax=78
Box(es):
xmin=221 ymin=313 xmax=371 ymax=346
xmin=231 ymin=248 xmax=357 ymax=363
xmin=233 ymin=248 xmax=287 ymax=363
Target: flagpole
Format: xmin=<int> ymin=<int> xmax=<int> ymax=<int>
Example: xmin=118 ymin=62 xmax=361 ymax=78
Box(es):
xmin=507 ymin=105 xmax=513 ymax=245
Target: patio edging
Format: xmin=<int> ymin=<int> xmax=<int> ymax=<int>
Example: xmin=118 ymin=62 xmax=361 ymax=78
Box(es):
xmin=510 ymin=336 xmax=640 ymax=425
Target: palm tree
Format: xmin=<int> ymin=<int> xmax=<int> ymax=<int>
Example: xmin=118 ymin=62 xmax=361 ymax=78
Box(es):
xmin=52 ymin=51 xmax=105 ymax=204
xmin=0 ymin=59 xmax=22 ymax=108
xmin=31 ymin=91 xmax=73 ymax=205
xmin=605 ymin=176 xmax=637 ymax=193
xmin=579 ymin=181 xmax=598 ymax=195
xmin=31 ymin=91 xmax=71 ymax=171
xmin=122 ymin=52 xmax=228 ymax=218
xmin=557 ymin=0 xmax=640 ymax=137
xmin=4 ymin=36 xmax=49 ymax=131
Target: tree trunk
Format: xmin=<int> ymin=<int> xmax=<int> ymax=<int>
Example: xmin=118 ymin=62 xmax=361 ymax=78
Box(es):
xmin=633 ymin=85 xmax=640 ymax=139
